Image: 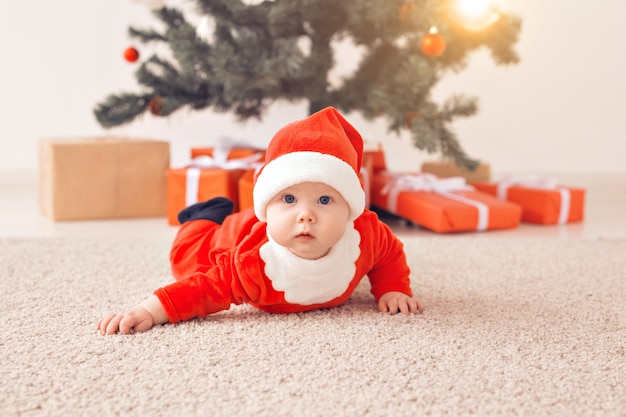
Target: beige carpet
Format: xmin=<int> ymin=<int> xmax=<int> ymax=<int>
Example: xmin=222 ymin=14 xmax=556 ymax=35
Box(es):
xmin=1 ymin=236 xmax=624 ymax=417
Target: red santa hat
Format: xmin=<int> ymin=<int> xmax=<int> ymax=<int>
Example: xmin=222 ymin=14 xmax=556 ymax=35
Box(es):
xmin=253 ymin=106 xmax=366 ymax=222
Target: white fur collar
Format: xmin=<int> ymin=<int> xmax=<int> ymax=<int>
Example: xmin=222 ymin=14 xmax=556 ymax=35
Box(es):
xmin=260 ymin=223 xmax=361 ymax=305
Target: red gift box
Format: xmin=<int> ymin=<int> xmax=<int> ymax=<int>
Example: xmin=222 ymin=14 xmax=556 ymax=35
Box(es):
xmin=363 ymin=142 xmax=386 ymax=172
xmin=191 ymin=147 xmax=265 ymax=161
xmin=238 ymin=168 xmax=256 ymax=212
xmin=472 ymin=177 xmax=585 ymax=225
xmin=372 ymin=172 xmax=522 ymax=233
xmin=360 ymin=154 xmax=374 ymax=208
xmin=167 ymin=148 xmax=264 ymax=225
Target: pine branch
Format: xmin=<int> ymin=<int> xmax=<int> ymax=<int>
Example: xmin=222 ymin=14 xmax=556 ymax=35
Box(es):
xmin=438 ymin=129 xmax=481 ymax=171
xmin=406 ymin=110 xmax=479 ymax=171
xmin=135 ymin=56 xmax=181 ymax=92
xmin=128 ymin=27 xmax=167 ymax=43
xmin=93 ymin=93 xmax=153 ymax=128
xmin=196 ymin=0 xmax=270 ymax=30
xmin=95 ymin=0 xmax=522 ymax=170
xmin=400 ymin=94 xmax=480 ymax=170
xmin=483 ymin=13 xmax=522 ymax=65
xmin=440 ymin=95 xmax=479 ymax=120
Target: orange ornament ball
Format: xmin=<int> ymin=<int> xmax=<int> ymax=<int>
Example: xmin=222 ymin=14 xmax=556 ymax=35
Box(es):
xmin=124 ymin=46 xmax=140 ymax=63
xmin=421 ymin=33 xmax=446 ymax=57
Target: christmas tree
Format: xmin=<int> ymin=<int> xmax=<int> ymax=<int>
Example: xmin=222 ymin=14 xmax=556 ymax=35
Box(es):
xmin=95 ymin=0 xmax=521 ymax=170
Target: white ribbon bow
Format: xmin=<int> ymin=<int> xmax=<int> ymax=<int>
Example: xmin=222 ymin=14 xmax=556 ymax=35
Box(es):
xmin=496 ymin=175 xmax=570 ymax=224
xmin=185 ymin=148 xmax=264 ymax=207
xmin=381 ymin=173 xmax=489 ymax=231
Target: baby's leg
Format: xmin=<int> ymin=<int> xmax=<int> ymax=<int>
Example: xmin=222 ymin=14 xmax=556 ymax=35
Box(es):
xmin=170 ymin=198 xmax=234 ymax=281
xmin=177 ymin=197 xmax=233 ymax=224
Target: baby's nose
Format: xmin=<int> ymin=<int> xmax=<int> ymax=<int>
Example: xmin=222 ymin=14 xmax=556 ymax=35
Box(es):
xmin=297 ymin=207 xmax=315 ymax=223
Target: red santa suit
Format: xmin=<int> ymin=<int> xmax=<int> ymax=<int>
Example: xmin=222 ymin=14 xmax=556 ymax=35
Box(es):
xmin=154 ymin=107 xmax=414 ymax=323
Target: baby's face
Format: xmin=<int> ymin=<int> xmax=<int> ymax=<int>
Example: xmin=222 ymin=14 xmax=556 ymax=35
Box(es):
xmin=265 ymin=182 xmax=350 ymax=260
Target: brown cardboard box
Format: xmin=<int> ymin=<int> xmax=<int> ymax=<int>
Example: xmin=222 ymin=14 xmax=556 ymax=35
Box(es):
xmin=39 ymin=137 xmax=170 ymax=220
xmin=421 ymin=161 xmax=491 ymax=183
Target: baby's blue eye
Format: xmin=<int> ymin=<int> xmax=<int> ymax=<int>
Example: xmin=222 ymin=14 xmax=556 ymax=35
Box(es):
xmin=283 ymin=194 xmax=295 ymax=204
xmin=318 ymin=196 xmax=331 ymax=205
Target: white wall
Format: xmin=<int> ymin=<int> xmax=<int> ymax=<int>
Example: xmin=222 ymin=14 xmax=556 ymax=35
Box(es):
xmin=1 ymin=0 xmax=625 ymax=174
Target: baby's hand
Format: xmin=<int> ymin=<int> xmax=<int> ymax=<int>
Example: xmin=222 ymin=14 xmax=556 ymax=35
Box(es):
xmin=378 ymin=291 xmax=423 ymax=316
xmin=97 ymin=296 xmax=167 ymax=335
xmin=97 ymin=306 xmax=154 ymax=335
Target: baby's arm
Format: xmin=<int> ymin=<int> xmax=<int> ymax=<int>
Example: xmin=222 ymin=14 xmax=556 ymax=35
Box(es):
xmin=97 ymin=295 xmax=168 ymax=335
xmin=378 ymin=291 xmax=424 ymax=316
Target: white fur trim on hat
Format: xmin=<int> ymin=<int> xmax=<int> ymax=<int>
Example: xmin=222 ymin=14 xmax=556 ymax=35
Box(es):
xmin=253 ymin=151 xmax=365 ymax=222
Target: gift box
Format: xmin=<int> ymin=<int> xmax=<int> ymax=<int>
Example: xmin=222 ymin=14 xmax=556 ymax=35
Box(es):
xmin=363 ymin=142 xmax=387 ymax=172
xmin=39 ymin=137 xmax=169 ymax=221
xmin=472 ymin=177 xmax=585 ymax=225
xmin=372 ymin=172 xmax=522 ymax=233
xmin=238 ymin=169 xmax=256 ymax=212
xmin=360 ymin=154 xmax=374 ymax=208
xmin=191 ymin=147 xmax=265 ymax=161
xmin=167 ymin=148 xmax=264 ymax=225
xmin=422 ymin=160 xmax=491 ymax=183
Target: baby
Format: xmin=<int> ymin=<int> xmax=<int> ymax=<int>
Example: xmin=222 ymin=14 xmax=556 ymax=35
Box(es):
xmin=98 ymin=107 xmax=423 ymax=335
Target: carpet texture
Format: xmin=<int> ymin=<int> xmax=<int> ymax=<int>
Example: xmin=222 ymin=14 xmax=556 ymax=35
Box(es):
xmin=1 ymin=236 xmax=624 ymax=417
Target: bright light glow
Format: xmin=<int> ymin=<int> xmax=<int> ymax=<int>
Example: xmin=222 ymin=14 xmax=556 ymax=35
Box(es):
xmin=454 ymin=0 xmax=500 ymax=31
xmin=457 ymin=0 xmax=490 ymax=19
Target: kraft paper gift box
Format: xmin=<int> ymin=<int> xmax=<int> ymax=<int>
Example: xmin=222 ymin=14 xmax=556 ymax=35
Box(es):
xmin=472 ymin=177 xmax=585 ymax=225
xmin=167 ymin=148 xmax=264 ymax=225
xmin=421 ymin=160 xmax=491 ymax=183
xmin=39 ymin=137 xmax=169 ymax=221
xmin=372 ymin=172 xmax=522 ymax=233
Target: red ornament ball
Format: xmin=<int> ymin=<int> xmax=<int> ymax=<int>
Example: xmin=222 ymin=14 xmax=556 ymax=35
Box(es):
xmin=421 ymin=33 xmax=446 ymax=57
xmin=147 ymin=96 xmax=163 ymax=116
xmin=124 ymin=47 xmax=140 ymax=63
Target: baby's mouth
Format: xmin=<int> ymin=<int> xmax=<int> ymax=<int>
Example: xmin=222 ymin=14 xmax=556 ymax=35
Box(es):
xmin=296 ymin=232 xmax=314 ymax=240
